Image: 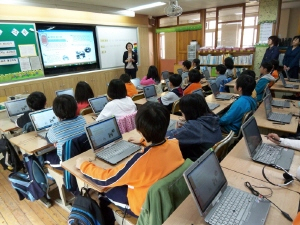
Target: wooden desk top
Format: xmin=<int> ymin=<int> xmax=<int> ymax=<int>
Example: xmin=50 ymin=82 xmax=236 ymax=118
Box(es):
xmin=253 ymin=99 xmax=299 ymax=134
xmin=205 ymin=94 xmax=235 ymax=115
xmin=220 ymin=136 xmax=300 ymax=193
xmin=0 ymin=117 xmax=18 ymax=132
xmin=270 ymin=81 xmax=300 ymax=93
xmin=225 ymin=78 xmax=237 ymax=87
xmin=133 ymin=92 xmax=167 ymax=105
xmin=163 ymin=169 xmax=299 ymax=225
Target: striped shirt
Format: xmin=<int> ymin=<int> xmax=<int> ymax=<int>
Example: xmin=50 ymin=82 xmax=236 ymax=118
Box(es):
xmin=47 ymin=115 xmax=86 ymax=160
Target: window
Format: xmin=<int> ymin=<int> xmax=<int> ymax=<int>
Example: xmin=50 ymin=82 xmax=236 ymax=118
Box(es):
xmin=159 ymin=33 xmax=165 ymax=59
xmin=179 ymin=13 xmax=200 ymax=24
xmin=205 ymin=8 xmax=216 ymax=48
xmin=159 ymin=17 xmax=177 ymax=27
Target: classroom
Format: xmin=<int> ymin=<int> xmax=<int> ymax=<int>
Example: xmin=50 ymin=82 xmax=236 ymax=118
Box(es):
xmin=0 ymin=0 xmax=300 ymax=224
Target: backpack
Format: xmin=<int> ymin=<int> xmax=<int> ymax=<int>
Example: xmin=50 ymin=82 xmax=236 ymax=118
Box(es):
xmin=8 ymin=154 xmax=49 ymax=201
xmin=68 ymin=187 xmax=105 ymax=225
xmin=0 ymin=134 xmax=23 ymax=172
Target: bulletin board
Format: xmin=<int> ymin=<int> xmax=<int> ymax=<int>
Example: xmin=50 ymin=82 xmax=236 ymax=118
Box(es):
xmin=0 ymin=23 xmax=44 ymax=83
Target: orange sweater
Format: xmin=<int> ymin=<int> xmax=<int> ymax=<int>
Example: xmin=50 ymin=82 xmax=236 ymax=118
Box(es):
xmin=183 ymin=82 xmax=202 ymax=95
xmin=125 ymin=83 xmax=138 ymax=97
xmin=269 ymin=70 xmax=279 ymax=87
xmin=80 ymin=139 xmax=184 ymax=215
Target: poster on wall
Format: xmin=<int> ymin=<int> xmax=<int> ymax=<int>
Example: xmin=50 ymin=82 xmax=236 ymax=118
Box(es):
xmin=259 ymin=23 xmax=273 ymax=44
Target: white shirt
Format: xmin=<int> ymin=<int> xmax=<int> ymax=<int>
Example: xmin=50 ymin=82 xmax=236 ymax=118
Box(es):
xmin=280 ymin=138 xmax=300 ymax=151
xmin=96 ymin=97 xmax=137 ymax=121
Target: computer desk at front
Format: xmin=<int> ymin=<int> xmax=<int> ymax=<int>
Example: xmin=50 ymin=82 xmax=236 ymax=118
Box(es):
xmin=162 ymin=169 xmax=299 ymax=225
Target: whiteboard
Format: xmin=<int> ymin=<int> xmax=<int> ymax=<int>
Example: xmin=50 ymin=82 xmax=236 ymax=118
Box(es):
xmin=96 ymin=26 xmax=138 ymax=69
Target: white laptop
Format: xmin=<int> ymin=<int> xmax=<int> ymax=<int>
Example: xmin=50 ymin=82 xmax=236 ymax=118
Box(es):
xmin=4 ymin=98 xmax=31 ymax=123
xmin=29 ymin=108 xmax=59 ymax=139
xmin=192 ymin=89 xmax=220 ymax=111
xmin=242 ymin=116 xmax=294 ymax=170
xmin=143 ymin=85 xmax=158 ymax=102
xmin=55 ymin=88 xmax=74 ymax=97
xmin=85 ymin=116 xmax=141 ymax=165
xmin=210 ymin=82 xmax=233 ymax=100
xmin=279 ymin=73 xmax=299 ymax=89
xmin=88 ymin=96 xmax=109 ymax=115
xmin=184 ymin=149 xmax=271 ymax=225
xmin=131 ymin=78 xmax=144 ymax=90
xmin=265 ymin=87 xmax=290 ymax=108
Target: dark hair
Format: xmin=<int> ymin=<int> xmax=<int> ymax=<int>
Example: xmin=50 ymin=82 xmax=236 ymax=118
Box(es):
xmin=224 ymin=57 xmax=234 ymax=69
xmin=216 ymin=64 xmax=227 ymax=74
xmin=192 ymin=58 xmax=200 ymax=70
xmin=120 ymin=73 xmax=131 ymax=83
xmin=292 ymin=36 xmax=300 ymax=45
xmin=125 ymin=42 xmax=133 ymax=49
xmin=268 ymin=36 xmax=279 ymax=46
xmin=188 ymin=69 xmax=201 ymax=83
xmin=146 ymin=65 xmax=160 ymax=83
xmin=107 ymin=79 xmax=127 ymax=99
xmin=182 ymin=60 xmax=192 ymax=70
xmin=236 ymin=75 xmax=256 ymax=96
xmin=241 ymin=70 xmax=256 ymax=79
xmin=260 ymin=62 xmax=273 ymax=73
xmin=27 ymin=91 xmax=46 ymax=110
xmin=169 ymin=74 xmax=182 ymax=87
xmin=135 ymin=102 xmax=170 ymax=143
xmin=271 ymin=59 xmax=279 ymax=70
xmin=53 ymin=94 xmax=77 ymax=119
xmin=75 ymin=81 xmax=94 ymax=103
xmin=179 ymin=94 xmax=212 ymax=121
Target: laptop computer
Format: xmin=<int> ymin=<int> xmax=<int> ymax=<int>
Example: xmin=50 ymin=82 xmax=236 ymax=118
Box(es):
xmin=210 ymin=82 xmax=233 ymax=100
xmin=165 ymin=80 xmax=171 ymax=91
xmin=55 ymin=88 xmax=74 ymax=97
xmin=279 ymin=73 xmax=299 ymax=89
xmin=242 ymin=116 xmax=294 ymax=170
xmin=285 ymin=70 xmax=300 ymax=82
xmin=4 ymin=98 xmax=31 ymax=123
xmin=143 ymin=85 xmax=158 ymax=102
xmin=184 ymin=149 xmax=271 ymax=225
xmin=263 ymin=94 xmax=292 ymax=124
xmin=29 ymin=108 xmax=59 ymax=139
xmin=265 ymin=87 xmax=290 ymax=108
xmin=131 ymin=78 xmax=144 ymax=90
xmin=88 ymin=96 xmax=109 ymax=115
xmin=85 ymin=116 xmax=141 ymax=165
xmin=192 ymin=89 xmax=220 ymax=111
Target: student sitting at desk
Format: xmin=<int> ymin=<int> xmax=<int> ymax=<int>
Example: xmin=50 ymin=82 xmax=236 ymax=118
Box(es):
xmin=269 ymin=59 xmax=279 ymax=88
xmin=166 ymin=94 xmax=222 ymax=161
xmin=240 ymin=70 xmax=257 ymax=99
xmin=255 ymin=62 xmax=276 ymax=102
xmin=96 ymin=79 xmax=136 ymax=121
xmin=181 ymin=60 xmax=192 ymax=87
xmin=215 ymin=64 xmax=227 ymax=90
xmin=45 ymin=95 xmax=86 ymax=167
xmin=183 ymin=69 xmax=202 ymax=95
xmin=224 ymin=57 xmax=234 ymax=78
xmin=140 ymin=65 xmax=160 ymax=85
xmin=219 ymin=75 xmax=257 ymax=134
xmin=75 ymin=81 xmax=94 ymax=115
xmin=76 ymin=102 xmax=184 ymax=225
xmin=267 ymin=133 xmax=300 ymax=150
xmin=120 ymin=73 xmax=138 ymax=97
xmin=16 ymin=91 xmax=46 ymax=128
xmin=159 ymin=74 xmax=183 ymax=111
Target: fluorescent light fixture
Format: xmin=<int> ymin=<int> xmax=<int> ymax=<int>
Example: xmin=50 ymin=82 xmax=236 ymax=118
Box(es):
xmin=115 ymin=10 xmax=135 ymax=17
xmin=128 ymin=2 xmax=166 ymax=11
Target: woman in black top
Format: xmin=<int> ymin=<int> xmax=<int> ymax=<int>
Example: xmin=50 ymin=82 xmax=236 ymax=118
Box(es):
xmin=123 ymin=42 xmax=138 ymax=79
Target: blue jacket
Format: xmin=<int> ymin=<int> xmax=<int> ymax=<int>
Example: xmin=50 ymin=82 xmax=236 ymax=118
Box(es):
xmin=215 ymin=74 xmax=227 ymax=90
xmin=261 ymin=46 xmax=280 ymax=64
xmin=219 ymin=96 xmax=257 ymax=134
xmin=283 ymin=46 xmax=300 ymax=69
xmin=255 ymin=74 xmax=276 ymax=102
xmin=166 ymin=114 xmax=222 ymax=161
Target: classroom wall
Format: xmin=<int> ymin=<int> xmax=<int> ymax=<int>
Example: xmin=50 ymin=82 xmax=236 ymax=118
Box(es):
xmin=278 ymin=9 xmax=290 ymax=38
xmin=287 ymin=7 xmax=300 ymax=38
xmin=165 ymin=32 xmax=177 ymax=59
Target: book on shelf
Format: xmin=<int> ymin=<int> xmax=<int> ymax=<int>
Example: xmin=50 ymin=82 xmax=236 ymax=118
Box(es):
xmin=199 ymin=54 xmax=253 ymax=66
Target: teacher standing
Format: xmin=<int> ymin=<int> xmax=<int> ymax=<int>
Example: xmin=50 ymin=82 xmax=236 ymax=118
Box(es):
xmin=123 ymin=42 xmax=138 ymax=79
xmin=283 ymin=35 xmax=300 ymax=79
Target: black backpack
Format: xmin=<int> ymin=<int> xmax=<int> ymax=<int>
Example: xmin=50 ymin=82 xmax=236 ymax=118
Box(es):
xmin=68 ymin=188 xmax=105 ymax=225
xmin=0 ymin=134 xmax=23 ymax=172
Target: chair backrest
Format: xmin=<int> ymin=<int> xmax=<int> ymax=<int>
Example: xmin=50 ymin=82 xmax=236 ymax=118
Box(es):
xmin=234 ymin=110 xmax=253 ymax=140
xmin=132 ymin=93 xmax=145 ymax=101
xmin=212 ymin=130 xmax=235 ymax=161
xmin=79 ymin=107 xmax=93 ymax=115
xmin=161 ymin=71 xmax=170 ymax=80
xmin=177 ymin=68 xmax=183 ymax=75
xmin=117 ymin=111 xmax=137 ymax=134
xmin=203 ymin=70 xmax=210 ymax=80
xmin=171 ymin=99 xmax=180 ymax=115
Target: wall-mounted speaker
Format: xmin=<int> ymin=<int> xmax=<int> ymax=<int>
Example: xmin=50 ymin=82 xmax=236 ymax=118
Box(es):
xmin=149 ymin=18 xmax=156 ymax=26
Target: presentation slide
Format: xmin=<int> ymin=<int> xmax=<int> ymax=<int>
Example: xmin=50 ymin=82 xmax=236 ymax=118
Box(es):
xmin=38 ymin=30 xmax=97 ymax=68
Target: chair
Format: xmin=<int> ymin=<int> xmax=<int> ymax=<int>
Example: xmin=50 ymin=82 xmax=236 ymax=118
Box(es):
xmin=177 ymin=68 xmax=183 ymax=75
xmin=161 ymin=71 xmax=170 ymax=80
xmin=117 ymin=111 xmax=137 ymax=134
xmin=132 ymin=93 xmax=144 ymax=101
xmin=79 ymin=107 xmax=93 ymax=115
xmin=171 ymin=99 xmax=180 ymax=115
xmin=212 ymin=130 xmax=235 ymax=161
xmin=230 ymin=111 xmax=253 ymax=144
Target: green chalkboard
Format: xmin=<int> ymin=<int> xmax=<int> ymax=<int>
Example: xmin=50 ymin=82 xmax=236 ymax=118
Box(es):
xmin=0 ymin=23 xmax=44 ymax=83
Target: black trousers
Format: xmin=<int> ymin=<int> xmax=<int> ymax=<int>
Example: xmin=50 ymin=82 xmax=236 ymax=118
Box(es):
xmin=125 ymin=69 xmax=137 ymax=79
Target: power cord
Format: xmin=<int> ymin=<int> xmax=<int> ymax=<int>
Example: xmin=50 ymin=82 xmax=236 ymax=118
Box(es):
xmin=244 ymin=181 xmax=293 ymax=222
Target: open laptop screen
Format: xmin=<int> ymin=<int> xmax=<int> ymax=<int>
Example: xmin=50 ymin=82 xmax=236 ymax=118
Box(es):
xmin=185 ymin=150 xmax=226 ymax=213
xmin=143 ymin=85 xmax=156 ymax=98
xmin=210 ymin=83 xmax=219 ymax=96
xmin=192 ymin=89 xmax=204 ymax=97
xmin=30 ymin=108 xmax=59 ymax=131
xmin=85 ymin=117 xmax=122 ymax=151
xmin=263 ymin=94 xmax=273 ymax=118
xmin=5 ymin=98 xmax=30 ymax=117
xmin=279 ymin=73 xmax=287 ymax=86
xmin=56 ymin=88 xmax=74 ymax=97
xmin=88 ymin=96 xmax=108 ymax=114
xmin=130 ymin=78 xmax=141 ymax=87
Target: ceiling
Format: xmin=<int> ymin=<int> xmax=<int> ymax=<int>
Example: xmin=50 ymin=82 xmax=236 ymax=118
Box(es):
xmin=3 ymin=0 xmax=300 ymax=17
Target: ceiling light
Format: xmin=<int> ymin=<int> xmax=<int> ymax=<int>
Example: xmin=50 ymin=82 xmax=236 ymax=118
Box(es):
xmin=165 ymin=0 xmax=183 ymax=17
xmin=127 ymin=2 xmax=166 ymax=11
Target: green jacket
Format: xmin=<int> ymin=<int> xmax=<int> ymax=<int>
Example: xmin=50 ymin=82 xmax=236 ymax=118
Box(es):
xmin=137 ymin=159 xmax=193 ymax=225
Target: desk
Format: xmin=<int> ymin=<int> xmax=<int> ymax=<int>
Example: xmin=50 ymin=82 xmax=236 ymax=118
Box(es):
xmin=133 ymin=92 xmax=167 ymax=105
xmin=270 ymin=81 xmax=300 ymax=98
xmin=205 ymin=94 xmax=235 ymax=115
xmin=225 ymin=78 xmax=237 ymax=93
xmin=252 ymin=99 xmax=299 ymax=135
xmin=163 ymin=169 xmax=299 ymax=225
xmin=220 ymin=136 xmax=300 ymax=193
xmin=0 ymin=110 xmax=18 ymax=132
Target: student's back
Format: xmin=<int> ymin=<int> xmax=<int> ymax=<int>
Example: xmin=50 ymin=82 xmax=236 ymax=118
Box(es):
xmin=120 ymin=74 xmax=138 ymax=97
xmin=215 ymin=64 xmax=227 ymax=89
xmin=183 ymin=69 xmax=202 ymax=95
xmin=141 ymin=65 xmax=160 ymax=85
xmin=255 ymin=62 xmax=275 ymax=102
xmin=75 ymin=81 xmax=94 ymax=115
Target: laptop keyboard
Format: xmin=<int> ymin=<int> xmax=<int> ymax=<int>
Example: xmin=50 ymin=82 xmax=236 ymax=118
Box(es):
xmin=272 ymin=100 xmax=285 ymax=107
xmin=97 ymin=141 xmax=139 ymax=160
xmin=38 ymin=131 xmax=48 ymax=138
xmin=208 ymin=103 xmax=220 ymax=111
xmin=209 ymin=188 xmax=255 ymax=225
xmin=253 ymin=144 xmax=281 ymax=164
xmin=269 ymin=112 xmax=286 ymax=121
